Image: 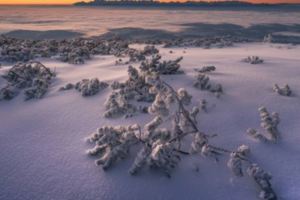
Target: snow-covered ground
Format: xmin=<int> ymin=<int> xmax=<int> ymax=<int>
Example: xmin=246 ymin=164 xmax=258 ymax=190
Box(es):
xmin=1 ymin=43 xmax=300 ymax=200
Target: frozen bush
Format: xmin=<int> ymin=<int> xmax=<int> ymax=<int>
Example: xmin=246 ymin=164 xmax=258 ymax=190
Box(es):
xmin=75 ymin=78 xmax=108 ymax=97
xmin=200 ymin=99 xmax=208 ymax=112
xmin=104 ymin=92 xmax=138 ymax=118
xmin=247 ymin=164 xmax=277 ymax=200
xmin=142 ymin=45 xmax=159 ymax=55
xmin=129 ymin=145 xmax=152 ymax=175
xmin=148 ymin=94 xmax=169 ymax=117
xmin=263 ymin=34 xmax=273 ymax=43
xmin=140 ymin=54 xmax=183 ymax=75
xmin=247 ymin=128 xmax=268 ymax=143
xmin=259 ymin=107 xmax=280 ymax=141
xmin=24 ymin=77 xmax=50 ymax=100
xmin=85 ymin=69 xmax=278 ymax=198
xmin=190 ymin=132 xmax=208 ymax=153
xmin=177 ymin=88 xmax=192 ymax=106
xmin=59 ymin=83 xmax=75 ymax=91
xmin=272 ymin=84 xmax=292 ymax=96
xmin=148 ymin=141 xmax=180 ymax=177
xmin=193 ymin=73 xmax=223 ymax=97
xmin=227 ymin=145 xmax=250 ymax=177
xmin=86 ymin=125 xmax=140 ymax=170
xmin=0 ymin=85 xmax=17 ymax=100
xmin=194 ymin=66 xmax=216 ymax=73
xmin=243 ymin=56 xmax=264 ymax=64
xmin=247 ymin=107 xmax=280 ymax=143
xmin=0 ymin=61 xmax=55 ymax=100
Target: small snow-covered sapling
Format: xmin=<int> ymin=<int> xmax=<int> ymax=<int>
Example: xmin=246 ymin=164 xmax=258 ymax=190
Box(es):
xmin=263 ymin=34 xmax=273 ymax=43
xmin=59 ymin=83 xmax=74 ymax=91
xmin=193 ymin=73 xmax=223 ymax=97
xmin=259 ymin=107 xmax=280 ymax=141
xmin=227 ymin=145 xmax=250 ymax=177
xmin=140 ymin=54 xmax=184 ymax=75
xmin=247 ymin=164 xmax=277 ymax=200
xmin=273 ymin=84 xmax=292 ymax=97
xmin=243 ymin=56 xmax=264 ymax=64
xmin=247 ymin=128 xmax=268 ymax=143
xmin=194 ymin=66 xmax=216 ymax=73
xmin=247 ymin=107 xmax=280 ymax=143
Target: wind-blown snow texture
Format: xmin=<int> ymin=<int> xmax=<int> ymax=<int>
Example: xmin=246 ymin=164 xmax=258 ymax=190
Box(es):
xmin=0 ymin=43 xmax=300 ymax=200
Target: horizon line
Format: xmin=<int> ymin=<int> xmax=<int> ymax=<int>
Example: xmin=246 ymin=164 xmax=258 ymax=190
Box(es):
xmin=1 ymin=1 xmax=300 ymax=6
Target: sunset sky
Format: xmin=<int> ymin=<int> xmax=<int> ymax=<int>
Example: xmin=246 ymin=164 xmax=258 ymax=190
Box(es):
xmin=0 ymin=0 xmax=299 ymax=4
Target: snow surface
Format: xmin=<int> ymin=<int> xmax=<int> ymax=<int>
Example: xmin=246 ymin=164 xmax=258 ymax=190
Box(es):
xmin=1 ymin=43 xmax=300 ymax=200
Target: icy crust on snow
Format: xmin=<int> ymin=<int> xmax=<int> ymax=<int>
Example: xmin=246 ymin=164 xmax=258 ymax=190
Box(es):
xmin=1 ymin=43 xmax=300 ymax=200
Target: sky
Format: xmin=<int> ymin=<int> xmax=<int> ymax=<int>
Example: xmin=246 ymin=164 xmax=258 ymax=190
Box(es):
xmin=0 ymin=0 xmax=299 ymax=4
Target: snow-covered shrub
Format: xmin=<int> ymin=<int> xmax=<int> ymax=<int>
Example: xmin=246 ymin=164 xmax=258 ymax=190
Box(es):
xmin=190 ymin=132 xmax=208 ymax=153
xmin=59 ymin=83 xmax=75 ymax=91
xmin=142 ymin=45 xmax=159 ymax=55
xmin=194 ymin=66 xmax=216 ymax=73
xmin=247 ymin=107 xmax=280 ymax=142
xmin=263 ymin=34 xmax=273 ymax=43
xmin=147 ymin=141 xmax=181 ymax=177
xmin=243 ymin=56 xmax=264 ymax=64
xmin=0 ymin=85 xmax=17 ymax=100
xmin=247 ymin=164 xmax=277 ymax=200
xmin=86 ymin=124 xmax=140 ymax=170
xmin=85 ymin=68 xmax=278 ymax=198
xmin=273 ymin=84 xmax=292 ymax=97
xmin=104 ymin=91 xmax=138 ymax=118
xmin=227 ymin=145 xmax=250 ymax=177
xmin=164 ymin=37 xmax=234 ymax=49
xmin=193 ymin=73 xmax=223 ymax=97
xmin=177 ymin=88 xmax=192 ymax=106
xmin=193 ymin=73 xmax=210 ymax=90
xmin=104 ymin=65 xmax=162 ymax=118
xmin=200 ymin=99 xmax=208 ymax=112
xmin=115 ymin=58 xmax=129 ymax=65
xmin=247 ymin=128 xmax=268 ymax=143
xmin=24 ymin=77 xmax=50 ymax=100
xmin=57 ymin=47 xmax=90 ymax=64
xmin=75 ymin=78 xmax=108 ymax=97
xmin=111 ymin=66 xmax=155 ymax=102
xmin=129 ymin=145 xmax=152 ymax=175
xmin=259 ymin=107 xmax=280 ymax=141
xmin=0 ymin=61 xmax=55 ymax=100
xmin=140 ymin=54 xmax=183 ymax=75
xmin=128 ymin=50 xmax=146 ymax=62
xmin=127 ymin=45 xmax=159 ymax=63
xmin=148 ymin=94 xmax=169 ymax=117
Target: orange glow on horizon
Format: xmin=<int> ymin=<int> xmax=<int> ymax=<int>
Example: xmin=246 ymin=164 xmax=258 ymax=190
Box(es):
xmin=0 ymin=0 xmax=91 ymax=4
xmin=0 ymin=0 xmax=299 ymax=5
